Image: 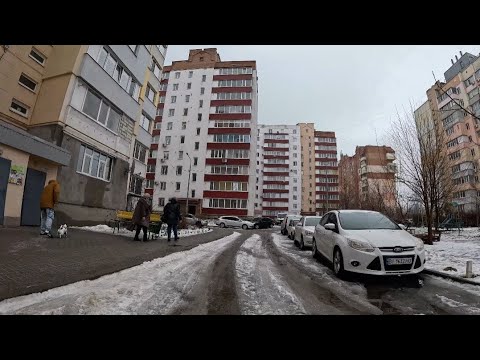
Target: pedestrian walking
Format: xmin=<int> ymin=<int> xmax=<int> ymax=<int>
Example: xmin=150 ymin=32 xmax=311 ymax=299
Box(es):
xmin=132 ymin=193 xmax=152 ymax=242
xmin=162 ymin=197 xmax=181 ymax=243
xmin=40 ymin=179 xmax=60 ymax=238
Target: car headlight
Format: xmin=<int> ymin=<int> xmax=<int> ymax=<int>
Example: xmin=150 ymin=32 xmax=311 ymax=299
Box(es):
xmin=347 ymin=238 xmax=375 ymax=253
xmin=415 ymin=239 xmax=424 ymax=251
xmin=305 ymin=231 xmax=314 ymax=236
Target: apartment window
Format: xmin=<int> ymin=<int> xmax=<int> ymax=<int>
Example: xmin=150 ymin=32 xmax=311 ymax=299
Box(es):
xmin=129 ymin=175 xmax=143 ymax=195
xmin=76 ymin=145 xmax=112 ymax=181
xmin=293 ymin=153 xmax=297 ymax=158
xmin=163 ymin=151 xmax=169 ymax=160
xmin=18 ymin=73 xmax=37 ymax=92
xmin=195 ymin=142 xmax=199 ymax=150
xmin=194 ymin=157 xmax=198 ymax=166
xmin=217 ymin=79 xmax=252 ymax=87
xmin=293 ymin=195 xmax=297 ymax=200
xmin=215 ymin=105 xmax=252 ymax=114
xmin=196 ymin=128 xmax=201 ymax=136
xmin=161 ymin=166 xmax=168 ymax=175
xmin=176 ymin=182 xmax=181 ymax=191
xmin=180 ymin=136 xmax=185 ymax=144
xmin=202 ymin=75 xmax=206 ymax=82
xmin=293 ymin=186 xmax=297 ymax=192
xmin=133 ymin=141 xmax=148 ymax=163
xmin=192 ymin=190 xmax=196 ymax=198
xmin=177 ymin=166 xmax=182 ymax=175
xmin=186 ymin=95 xmax=190 ymax=103
xmin=192 ymin=173 xmax=197 ymax=182
xmin=139 ymin=113 xmax=151 ymax=132
xmin=29 ymin=48 xmax=46 ymax=65
xmin=152 ymin=135 xmax=159 ymax=144
xmin=200 ymin=87 xmax=205 ymax=95
xmin=146 ymin=164 xmax=156 ymax=173
xmin=159 ymin=182 xmax=166 ymax=191
xmin=472 ymin=148 xmax=476 ymax=157
xmin=446 ymin=127 xmax=455 ymax=136
xmin=464 ymin=76 xmax=475 ymax=88
xmin=145 ymin=179 xmax=154 ymax=189
xmin=212 ymin=134 xmax=250 ymax=143
xmin=199 ymin=100 xmax=203 ymax=108
xmin=169 ymin=109 xmax=175 ymax=117
xmin=149 ymin=149 xmax=158 ymax=158
xmin=158 ymin=198 xmax=165 ymax=206
xmin=146 ymin=84 xmax=156 ymax=103
xmin=165 ymin=136 xmax=171 ymax=145
xmin=82 ymin=88 xmax=121 ymax=132
xmin=293 ymin=161 xmax=297 ymax=166
xmin=173 ymin=84 xmax=179 ymax=91
xmin=469 ymin=136 xmax=473 ymax=142
xmin=154 ymin=122 xmax=161 ymax=130
xmin=187 ymin=83 xmax=192 ymax=90
xmin=181 ymin=122 xmax=186 ymax=130
xmin=466 ymin=123 xmax=470 ymax=130
xmin=10 ymin=99 xmax=29 ymax=117
xmin=175 ymin=72 xmax=180 ymax=79
xmin=178 ymin=151 xmax=184 ymax=160
xmin=293 ymin=178 xmax=297 ymax=183
xmin=167 ymin=122 xmax=173 ymax=130
xmin=198 ymin=113 xmax=202 ymax=121
xmin=188 ymin=71 xmax=193 ymax=78
xmin=183 ymin=108 xmax=188 ymax=116
xmin=159 ymin=96 xmax=165 ymax=104
xmin=171 ymin=96 xmax=177 ymax=103
xmin=151 ymin=58 xmax=161 ymax=79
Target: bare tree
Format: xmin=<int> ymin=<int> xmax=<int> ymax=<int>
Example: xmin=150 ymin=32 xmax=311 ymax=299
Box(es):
xmin=338 ymin=155 xmax=360 ymax=209
xmin=388 ymin=105 xmax=454 ymax=244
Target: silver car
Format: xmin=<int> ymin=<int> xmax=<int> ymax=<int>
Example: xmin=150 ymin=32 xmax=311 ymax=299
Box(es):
xmin=184 ymin=213 xmax=208 ymax=227
xmin=215 ymin=216 xmax=254 ymax=230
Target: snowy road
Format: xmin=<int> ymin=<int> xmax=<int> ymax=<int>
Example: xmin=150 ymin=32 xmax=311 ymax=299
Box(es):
xmin=0 ymin=228 xmax=479 ymax=315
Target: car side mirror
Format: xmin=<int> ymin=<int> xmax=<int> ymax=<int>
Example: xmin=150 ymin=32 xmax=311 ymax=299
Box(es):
xmin=324 ymin=223 xmax=336 ymax=231
xmin=398 ymin=224 xmax=406 ymax=230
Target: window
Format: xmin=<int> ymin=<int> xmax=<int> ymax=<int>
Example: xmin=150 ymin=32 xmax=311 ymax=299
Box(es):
xmin=466 ymin=123 xmax=470 ymax=130
xmin=146 ymin=164 xmax=156 ymax=173
xmin=446 ymin=127 xmax=455 ymax=136
xmin=29 ymin=48 xmax=46 ymax=65
xmin=196 ymin=128 xmax=201 ymax=136
xmin=10 ymin=99 xmax=29 ymax=117
xmin=208 ymin=199 xmax=248 ymax=209
xmin=188 ymin=71 xmax=193 ymax=78
xmin=159 ymin=96 xmax=165 ymax=104
xmin=161 ymin=72 xmax=170 ymax=80
xmin=149 ymin=149 xmax=157 ymax=158
xmin=156 ymin=108 xmax=163 ymax=116
xmin=293 ymin=195 xmax=297 ymax=200
xmin=183 ymin=108 xmax=188 ymax=116
xmin=18 ymin=73 xmax=37 ymax=92
xmin=82 ymin=88 xmax=121 ymax=132
xmin=129 ymin=175 xmax=143 ymax=195
xmin=165 ymin=136 xmax=171 ymax=145
xmin=195 ymin=142 xmax=199 ymax=150
xmin=146 ymin=179 xmax=154 ymax=189
xmin=169 ymin=109 xmax=175 ymax=117
xmin=194 ymin=157 xmax=198 ymax=166
xmin=192 ymin=173 xmax=197 ymax=182
xmin=293 ymin=186 xmax=297 ymax=192
xmin=161 ymin=166 xmax=168 ymax=175
xmin=186 ymin=95 xmax=190 ymax=103
xmin=133 ymin=141 xmax=148 ymax=163
xmin=176 ymin=182 xmax=181 ymax=191
xmin=180 ymin=136 xmax=185 ymax=144
xmin=181 ymin=122 xmax=187 ymax=130
xmin=293 ymin=153 xmax=297 ymax=158
xmin=151 ymin=58 xmax=161 ymax=79
xmin=216 ymin=92 xmax=252 ymax=100
xmin=173 ymin=84 xmax=179 ymax=91
xmin=152 ymin=135 xmax=159 ymax=144
xmin=171 ymin=96 xmax=177 ymax=103
xmin=218 ymin=68 xmax=253 ymax=75
xmin=177 ymin=166 xmax=182 ymax=175
xmin=199 ymin=100 xmax=203 ymax=108
xmin=175 ymin=72 xmax=180 ymax=79
xmin=177 ymin=151 xmax=183 ymax=160
xmin=76 ymin=144 xmax=112 ymax=181
xmin=215 ymin=105 xmax=252 ymax=114
xmin=202 ymin=75 xmax=206 ymax=82
xmin=192 ymin=190 xmax=196 ymax=198
xmin=187 ymin=83 xmax=192 ymax=90
xmin=139 ymin=113 xmax=151 ymax=132
xmin=158 ymin=198 xmax=165 ymax=206
xmin=146 ymin=84 xmax=156 ymax=102
xmin=160 ymin=182 xmax=166 ymax=190
xmin=200 ymin=57 xmax=204 ymax=62
xmin=472 ymin=148 xmax=476 ymax=157
xmin=163 ymin=151 xmax=169 ymax=160
xmin=214 ymin=120 xmax=250 ymax=128
xmin=200 ymin=87 xmax=205 ymax=95
xmin=212 ymin=134 xmax=250 ymax=143
xmin=464 ymin=76 xmax=475 ymax=88
xmin=167 ymin=122 xmax=173 ymax=130
xmin=217 ymin=79 xmax=252 ymax=87
xmin=198 ymin=113 xmax=202 ymax=121
xmin=293 ymin=161 xmax=297 ymax=166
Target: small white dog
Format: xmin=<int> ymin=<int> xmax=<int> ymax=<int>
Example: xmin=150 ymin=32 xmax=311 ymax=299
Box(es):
xmin=58 ymin=224 xmax=68 ymax=238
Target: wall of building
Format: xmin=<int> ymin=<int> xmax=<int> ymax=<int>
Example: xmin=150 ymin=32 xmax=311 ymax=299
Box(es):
xmin=299 ymin=123 xmax=316 ymax=214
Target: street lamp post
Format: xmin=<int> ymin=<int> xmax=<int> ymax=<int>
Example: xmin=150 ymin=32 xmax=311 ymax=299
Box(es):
xmin=185 ymin=152 xmax=192 ymax=215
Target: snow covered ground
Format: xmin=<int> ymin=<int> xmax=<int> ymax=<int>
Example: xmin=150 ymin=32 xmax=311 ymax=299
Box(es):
xmin=418 ymin=227 xmax=480 ymax=283
xmin=70 ymin=224 xmax=212 ymax=239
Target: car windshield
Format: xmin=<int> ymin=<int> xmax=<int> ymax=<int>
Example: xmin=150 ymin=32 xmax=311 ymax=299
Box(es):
xmin=291 ymin=220 xmax=299 ymax=226
xmin=304 ymin=217 xmax=321 ymax=226
xmin=339 ymin=212 xmax=400 ymax=230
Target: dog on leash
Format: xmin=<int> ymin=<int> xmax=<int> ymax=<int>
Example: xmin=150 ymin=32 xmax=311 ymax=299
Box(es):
xmin=58 ymin=224 xmax=68 ymax=238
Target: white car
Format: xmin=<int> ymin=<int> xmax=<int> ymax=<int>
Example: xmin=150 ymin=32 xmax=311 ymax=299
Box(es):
xmin=311 ymin=210 xmax=426 ymax=279
xmin=294 ymin=216 xmax=322 ymax=250
xmin=280 ymin=214 xmax=301 ymax=235
xmin=215 ymin=216 xmax=254 ymax=230
xmin=184 ymin=213 xmax=208 ymax=227
xmin=287 ymin=218 xmax=301 ymax=240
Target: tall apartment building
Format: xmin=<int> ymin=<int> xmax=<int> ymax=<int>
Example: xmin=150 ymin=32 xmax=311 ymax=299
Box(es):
xmin=0 ymin=45 xmax=167 ymax=226
xmin=255 ymin=124 xmax=302 ymax=216
xmin=151 ymin=48 xmax=258 ymax=217
xmin=338 ymin=145 xmax=396 ymax=211
xmin=415 ymin=51 xmax=480 ymax=214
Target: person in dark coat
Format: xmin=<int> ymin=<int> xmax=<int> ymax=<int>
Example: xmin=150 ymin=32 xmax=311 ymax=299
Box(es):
xmin=132 ymin=193 xmax=152 ymax=242
xmin=163 ymin=197 xmax=181 ymax=242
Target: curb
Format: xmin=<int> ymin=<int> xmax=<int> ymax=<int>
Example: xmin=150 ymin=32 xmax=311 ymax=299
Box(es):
xmin=424 ymin=268 xmax=480 ymax=286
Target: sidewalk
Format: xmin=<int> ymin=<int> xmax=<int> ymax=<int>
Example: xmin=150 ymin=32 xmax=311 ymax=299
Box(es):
xmin=0 ymin=226 xmax=234 ymax=301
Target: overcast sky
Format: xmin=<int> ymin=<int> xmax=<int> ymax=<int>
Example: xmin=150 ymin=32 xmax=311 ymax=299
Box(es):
xmin=165 ymin=45 xmax=480 ymax=155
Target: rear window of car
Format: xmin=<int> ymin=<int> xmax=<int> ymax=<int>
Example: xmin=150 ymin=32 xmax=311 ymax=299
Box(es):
xmin=304 ymin=217 xmax=321 ymax=226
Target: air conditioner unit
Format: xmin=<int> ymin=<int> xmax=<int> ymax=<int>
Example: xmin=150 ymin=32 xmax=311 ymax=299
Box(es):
xmin=162 ymin=143 xmax=167 ymax=148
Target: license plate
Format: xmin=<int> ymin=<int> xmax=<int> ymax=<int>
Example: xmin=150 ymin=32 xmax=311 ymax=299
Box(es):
xmin=386 ymin=258 xmax=412 ymax=265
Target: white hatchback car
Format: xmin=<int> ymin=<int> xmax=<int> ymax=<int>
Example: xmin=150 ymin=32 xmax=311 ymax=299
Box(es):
xmin=215 ymin=216 xmax=254 ymax=230
xmin=311 ymin=210 xmax=425 ymax=278
xmin=281 ymin=215 xmax=302 ymax=235
xmin=287 ymin=218 xmax=301 ymax=240
xmin=293 ymin=216 xmax=322 ymax=250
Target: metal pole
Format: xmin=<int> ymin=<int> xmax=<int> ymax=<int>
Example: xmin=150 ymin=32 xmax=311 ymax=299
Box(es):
xmin=186 ymin=152 xmax=192 ymax=215
xmin=466 ymin=260 xmax=473 ymax=278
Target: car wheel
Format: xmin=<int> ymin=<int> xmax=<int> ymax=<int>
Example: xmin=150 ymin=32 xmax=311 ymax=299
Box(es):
xmin=333 ymin=248 xmax=346 ymax=279
xmin=254 ymin=224 xmax=260 ymax=229
xmin=219 ymin=223 xmax=225 ymax=228
xmin=312 ymin=238 xmax=319 ymax=259
xmin=242 ymin=224 xmax=248 ymax=230
xmin=299 ymin=236 xmax=305 ymax=250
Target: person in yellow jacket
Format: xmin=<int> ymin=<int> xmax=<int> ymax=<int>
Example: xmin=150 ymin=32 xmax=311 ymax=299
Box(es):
xmin=40 ymin=179 xmax=60 ymax=237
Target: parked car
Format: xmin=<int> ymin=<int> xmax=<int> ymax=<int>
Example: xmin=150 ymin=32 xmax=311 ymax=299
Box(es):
xmin=252 ymin=217 xmax=275 ymax=229
xmin=276 ymin=212 xmax=288 ymax=225
xmin=287 ymin=218 xmax=300 ymax=239
xmin=281 ymin=215 xmax=302 ymax=235
xmin=294 ymin=216 xmax=322 ymax=250
xmin=215 ymin=216 xmax=254 ymax=230
xmin=184 ymin=213 xmax=208 ymax=227
xmin=311 ymin=210 xmax=426 ymax=279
